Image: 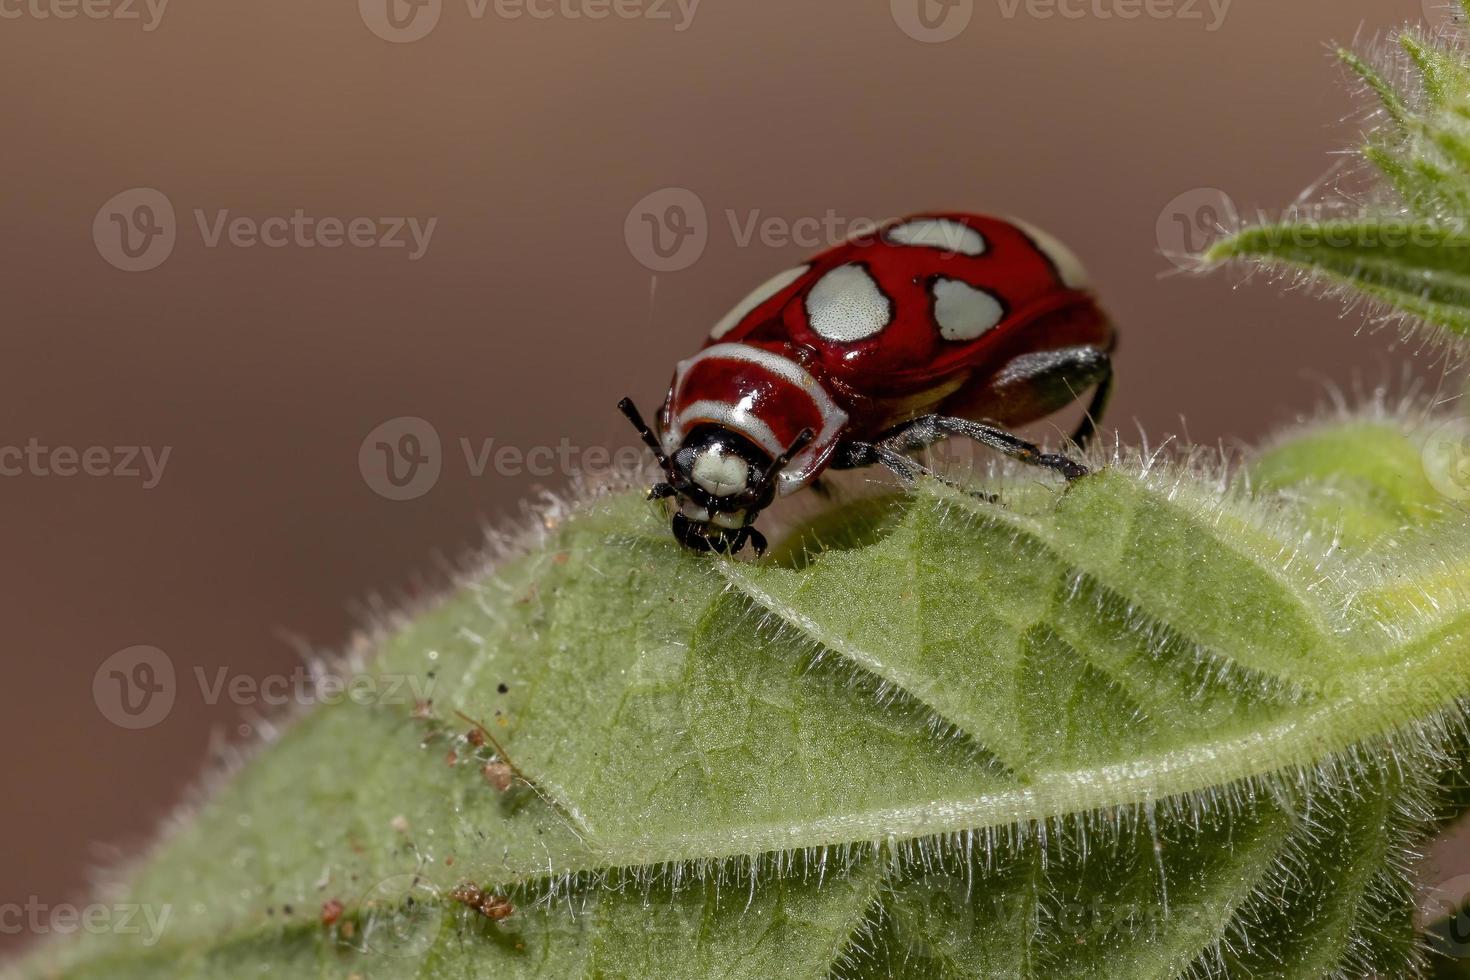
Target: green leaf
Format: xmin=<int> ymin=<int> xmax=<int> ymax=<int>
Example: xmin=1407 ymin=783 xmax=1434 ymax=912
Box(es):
xmin=15 ymin=412 xmax=1470 ymax=979
xmin=1207 ymin=220 xmax=1470 ymax=337
xmin=1248 ymin=416 xmax=1456 ymax=546
xmin=1208 ymin=28 xmax=1470 ymax=343
xmin=1402 ymin=34 xmax=1470 ymax=112
xmin=1339 ymin=48 xmax=1411 ymax=129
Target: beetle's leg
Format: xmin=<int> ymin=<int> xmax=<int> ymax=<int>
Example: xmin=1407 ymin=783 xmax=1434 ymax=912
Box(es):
xmin=973 ymin=346 xmax=1114 ymax=449
xmin=745 ymin=527 xmax=768 ymax=558
xmin=834 ymin=439 xmax=929 ymax=484
xmin=758 ymin=427 xmax=815 ymax=488
xmin=648 ymin=482 xmax=677 ymax=501
xmin=877 ymin=415 xmax=1089 ymax=482
xmin=1068 ymin=353 xmax=1113 ymax=448
xmin=837 ymin=438 xmax=1003 ymax=503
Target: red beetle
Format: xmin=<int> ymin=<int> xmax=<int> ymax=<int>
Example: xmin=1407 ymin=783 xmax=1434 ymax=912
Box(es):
xmin=619 ymin=212 xmax=1115 ymax=555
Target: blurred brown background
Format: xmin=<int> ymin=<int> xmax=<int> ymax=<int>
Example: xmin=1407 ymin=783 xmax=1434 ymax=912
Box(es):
xmin=0 ymin=0 xmax=1460 ymax=955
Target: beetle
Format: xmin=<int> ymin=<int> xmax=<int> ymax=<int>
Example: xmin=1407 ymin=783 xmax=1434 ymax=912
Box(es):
xmin=618 ymin=212 xmax=1115 ymax=556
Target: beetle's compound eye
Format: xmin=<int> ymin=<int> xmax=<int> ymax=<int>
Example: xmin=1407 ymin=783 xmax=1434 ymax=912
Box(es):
xmin=689 ymin=446 xmax=751 ymax=498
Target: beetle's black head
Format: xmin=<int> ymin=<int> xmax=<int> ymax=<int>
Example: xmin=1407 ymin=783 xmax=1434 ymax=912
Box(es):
xmin=665 ymin=425 xmax=776 ymax=554
xmin=617 ymin=398 xmax=813 ymax=557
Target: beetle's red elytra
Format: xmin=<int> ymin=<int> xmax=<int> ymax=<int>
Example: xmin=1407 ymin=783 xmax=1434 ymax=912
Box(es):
xmin=619 ymin=212 xmax=1116 ymax=556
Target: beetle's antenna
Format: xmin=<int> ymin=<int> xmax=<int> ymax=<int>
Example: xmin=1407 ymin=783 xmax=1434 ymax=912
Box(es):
xmin=617 ymin=397 xmax=671 ymax=470
xmin=759 ymin=427 xmax=815 ymax=487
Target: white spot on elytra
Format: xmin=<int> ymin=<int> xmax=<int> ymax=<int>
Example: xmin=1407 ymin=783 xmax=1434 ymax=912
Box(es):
xmin=932 ymin=278 xmax=1005 ymax=341
xmin=886 ymin=218 xmax=987 ymax=256
xmin=805 ymin=264 xmax=892 ymax=342
xmin=710 ymin=265 xmax=810 ymax=339
xmin=1008 ymin=217 xmax=1089 ymax=289
xmin=690 ymin=449 xmax=749 ymax=497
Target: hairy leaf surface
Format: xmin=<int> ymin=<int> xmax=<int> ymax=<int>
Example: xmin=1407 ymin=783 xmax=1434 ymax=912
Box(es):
xmin=1208 ymin=12 xmax=1470 ymax=344
xmin=16 ymin=412 xmax=1470 ymax=979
